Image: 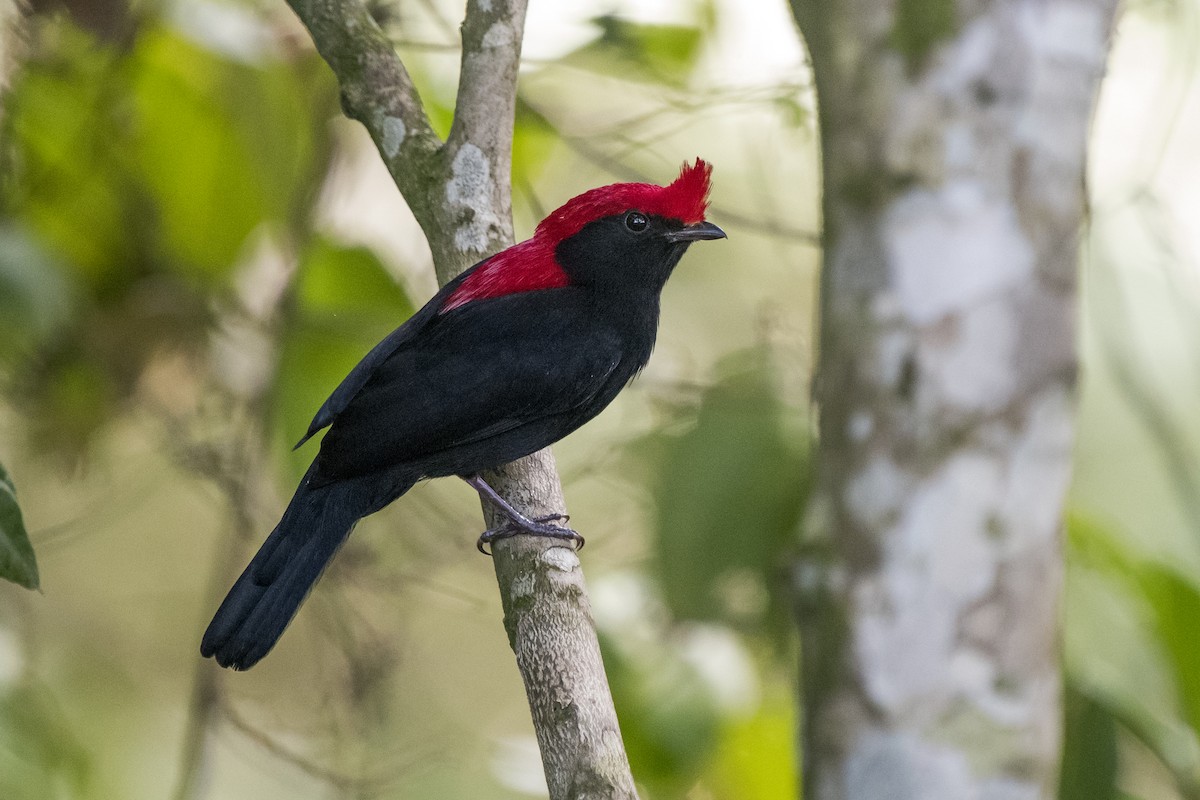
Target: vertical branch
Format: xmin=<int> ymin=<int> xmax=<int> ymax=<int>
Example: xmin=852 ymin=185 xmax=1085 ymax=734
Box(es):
xmin=431 ymin=0 xmax=529 ymax=284
xmin=790 ymin=1 xmax=1120 ymax=798
xmin=284 ymin=0 xmax=442 ymax=229
xmin=279 ymin=0 xmax=638 ymax=796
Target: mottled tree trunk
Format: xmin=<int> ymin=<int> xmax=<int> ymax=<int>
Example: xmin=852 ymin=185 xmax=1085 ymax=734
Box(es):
xmin=790 ymin=1 xmax=1120 ymax=798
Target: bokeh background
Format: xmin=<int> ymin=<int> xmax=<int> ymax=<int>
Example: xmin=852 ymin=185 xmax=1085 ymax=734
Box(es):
xmin=0 ymin=0 xmax=1198 ymax=797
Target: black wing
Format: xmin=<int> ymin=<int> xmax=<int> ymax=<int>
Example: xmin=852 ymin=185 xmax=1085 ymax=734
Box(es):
xmin=293 ymin=261 xmax=485 ymax=449
xmin=312 ymin=287 xmax=628 ymax=481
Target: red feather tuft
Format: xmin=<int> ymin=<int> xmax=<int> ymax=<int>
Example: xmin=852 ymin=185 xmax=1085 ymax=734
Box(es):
xmin=534 ymin=158 xmax=713 ymax=245
xmin=441 ymin=158 xmax=713 ymax=313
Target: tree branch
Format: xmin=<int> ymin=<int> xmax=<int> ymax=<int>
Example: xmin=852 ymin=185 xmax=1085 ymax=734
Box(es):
xmin=282 ymin=0 xmax=638 ymax=795
xmin=485 ymin=455 xmax=639 ymax=799
xmin=285 ymin=0 xmax=442 ymax=227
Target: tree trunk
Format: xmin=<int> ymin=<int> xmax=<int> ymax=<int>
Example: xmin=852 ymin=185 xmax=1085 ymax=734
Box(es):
xmin=790 ymin=1 xmax=1120 ymax=798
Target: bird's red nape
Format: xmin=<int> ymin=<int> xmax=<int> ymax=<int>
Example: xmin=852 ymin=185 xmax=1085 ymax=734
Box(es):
xmin=440 ymin=158 xmax=713 ymax=313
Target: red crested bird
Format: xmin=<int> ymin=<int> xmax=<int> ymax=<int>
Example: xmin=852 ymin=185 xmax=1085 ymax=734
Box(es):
xmin=201 ymin=159 xmax=725 ymax=670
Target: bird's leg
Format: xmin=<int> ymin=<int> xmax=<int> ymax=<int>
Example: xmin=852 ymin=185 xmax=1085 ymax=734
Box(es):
xmin=461 ymin=474 xmax=584 ymax=555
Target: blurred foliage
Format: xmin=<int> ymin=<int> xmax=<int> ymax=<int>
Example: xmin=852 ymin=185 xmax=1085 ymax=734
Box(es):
xmin=0 ymin=461 xmax=38 ymax=589
xmin=5 ymin=0 xmax=1197 ymax=799
xmin=1060 ymin=681 xmax=1120 ymax=800
xmin=707 ymin=696 xmax=796 ymax=799
xmin=0 ymin=4 xmax=803 ymax=798
xmin=561 ymin=12 xmax=709 ymax=86
xmin=0 ymin=224 xmax=72 ymax=364
xmin=1066 ymin=512 xmax=1200 ymax=797
xmin=2 ymin=14 xmax=337 ymax=454
xmin=275 ymin=236 xmax=414 ymax=482
xmin=602 ymin=625 xmax=723 ymax=794
xmin=0 ymin=679 xmax=90 ymax=800
xmin=651 ymin=346 xmax=810 ymax=640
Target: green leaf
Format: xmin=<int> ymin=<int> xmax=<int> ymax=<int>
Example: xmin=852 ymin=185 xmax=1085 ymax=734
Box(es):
xmin=707 ymin=701 xmax=797 ymax=800
xmin=0 ymin=462 xmax=39 ymax=590
xmin=273 ymin=237 xmax=415 ymax=482
xmin=0 ymin=680 xmax=90 ymax=799
xmin=1138 ymin=564 xmax=1200 ymax=735
xmin=512 ymin=101 xmax=559 ymax=192
xmin=1065 ymin=513 xmax=1200 ymax=793
xmin=7 ymin=22 xmax=136 ymax=284
xmin=9 ymin=17 xmax=335 ymax=287
xmin=600 ymin=628 xmax=723 ymax=793
xmin=562 ymin=15 xmax=706 ymax=85
xmin=1059 ymin=681 xmax=1119 ymax=800
xmin=129 ymin=26 xmax=333 ymax=278
xmin=652 ymin=347 xmax=809 ymax=632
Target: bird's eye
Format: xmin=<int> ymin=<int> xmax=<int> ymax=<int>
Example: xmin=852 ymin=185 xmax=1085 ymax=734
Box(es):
xmin=624 ymin=212 xmax=649 ymax=233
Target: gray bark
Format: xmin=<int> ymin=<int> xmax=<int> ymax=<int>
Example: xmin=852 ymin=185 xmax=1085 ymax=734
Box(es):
xmin=790 ymin=1 xmax=1120 ymax=798
xmin=283 ymin=0 xmax=637 ymax=796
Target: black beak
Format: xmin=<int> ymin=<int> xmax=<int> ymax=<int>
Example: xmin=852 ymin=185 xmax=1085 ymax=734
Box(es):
xmin=665 ymin=221 xmax=727 ymax=243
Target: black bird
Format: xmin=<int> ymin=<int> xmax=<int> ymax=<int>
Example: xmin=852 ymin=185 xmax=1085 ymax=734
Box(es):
xmin=201 ymin=159 xmax=725 ymax=669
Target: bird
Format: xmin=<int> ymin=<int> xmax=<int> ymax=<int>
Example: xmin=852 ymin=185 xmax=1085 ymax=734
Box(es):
xmin=201 ymin=159 xmax=725 ymax=670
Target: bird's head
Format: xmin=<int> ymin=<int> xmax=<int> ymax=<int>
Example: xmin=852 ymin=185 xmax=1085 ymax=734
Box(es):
xmin=441 ymin=159 xmax=724 ymax=312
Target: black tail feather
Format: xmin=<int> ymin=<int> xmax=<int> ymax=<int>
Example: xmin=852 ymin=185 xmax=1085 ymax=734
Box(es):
xmin=201 ymin=472 xmax=371 ymax=670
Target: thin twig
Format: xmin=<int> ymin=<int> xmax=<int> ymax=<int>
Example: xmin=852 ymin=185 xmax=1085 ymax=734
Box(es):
xmin=220 ymin=699 xmax=431 ymax=793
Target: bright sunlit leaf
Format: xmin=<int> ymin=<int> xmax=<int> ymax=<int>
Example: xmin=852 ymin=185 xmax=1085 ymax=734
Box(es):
xmin=707 ymin=700 xmax=797 ymax=800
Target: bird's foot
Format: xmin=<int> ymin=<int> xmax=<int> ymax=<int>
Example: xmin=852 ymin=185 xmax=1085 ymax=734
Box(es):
xmin=477 ymin=515 xmax=584 ymax=556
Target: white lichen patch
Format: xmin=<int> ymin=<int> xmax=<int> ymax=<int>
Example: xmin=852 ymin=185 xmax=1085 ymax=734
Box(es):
xmin=1021 ymin=0 xmax=1108 ymax=64
xmin=481 ymin=21 xmax=514 ymax=49
xmin=445 ymin=144 xmax=503 ymax=254
xmin=933 ymin=14 xmax=998 ymax=96
xmin=900 ymin=453 xmax=1002 ymax=602
xmin=511 ymin=572 xmax=536 ymax=599
xmin=943 ymin=122 xmax=975 ymax=171
xmin=380 ymin=115 xmax=406 ymax=159
xmin=949 ymin=649 xmax=1035 ymax=727
xmin=999 ymin=387 xmax=1075 ymax=546
xmin=884 ymin=180 xmax=1034 ymax=326
xmin=541 ymin=546 xmax=578 ymax=573
xmin=848 ymin=410 xmax=874 ymax=442
xmin=980 ymin=777 xmax=1041 ymax=800
xmin=855 ymin=453 xmax=1003 ymax=712
xmin=871 ymin=329 xmax=914 ymax=389
xmin=845 ymin=455 xmax=910 ymax=530
xmin=1012 ymin=3 xmax=1110 ymax=178
xmin=919 ymin=295 xmax=1017 ymax=414
xmin=844 ymin=731 xmax=974 ymax=800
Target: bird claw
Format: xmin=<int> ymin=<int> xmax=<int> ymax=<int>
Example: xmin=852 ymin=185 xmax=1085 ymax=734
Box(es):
xmin=476 ymin=515 xmax=584 ymax=556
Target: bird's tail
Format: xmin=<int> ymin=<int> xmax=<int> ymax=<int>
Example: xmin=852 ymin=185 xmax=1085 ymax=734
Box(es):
xmin=200 ymin=468 xmax=404 ymax=670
